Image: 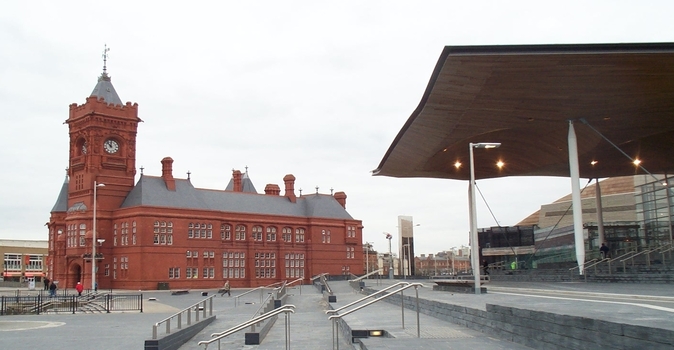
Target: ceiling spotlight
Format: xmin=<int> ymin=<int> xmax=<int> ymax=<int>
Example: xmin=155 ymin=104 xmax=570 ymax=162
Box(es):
xmin=454 ymin=161 xmax=461 ymax=169
xmin=496 ymin=160 xmax=504 ymax=168
xmin=633 ymin=159 xmax=641 ymax=166
xmin=590 ymin=160 xmax=598 ymax=165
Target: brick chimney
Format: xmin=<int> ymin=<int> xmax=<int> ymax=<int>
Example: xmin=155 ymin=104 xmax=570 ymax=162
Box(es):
xmin=283 ymin=174 xmax=296 ymax=203
xmin=334 ymin=191 xmax=347 ymax=208
xmin=264 ymin=184 xmax=280 ymax=196
xmin=161 ymin=157 xmax=176 ymax=191
xmin=232 ymin=170 xmax=243 ymax=192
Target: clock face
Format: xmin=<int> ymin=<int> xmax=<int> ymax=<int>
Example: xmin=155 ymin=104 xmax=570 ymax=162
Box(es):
xmin=103 ymin=139 xmax=119 ymax=154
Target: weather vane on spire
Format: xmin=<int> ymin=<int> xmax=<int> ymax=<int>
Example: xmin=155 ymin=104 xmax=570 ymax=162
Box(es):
xmin=102 ymin=44 xmax=110 ymax=74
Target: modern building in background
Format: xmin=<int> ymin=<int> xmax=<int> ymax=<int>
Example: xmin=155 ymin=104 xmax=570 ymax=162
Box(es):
xmin=479 ymin=175 xmax=673 ymax=268
xmin=1 ymin=240 xmax=48 ymax=283
xmin=397 ymin=215 xmax=416 ymax=276
xmin=46 ymin=64 xmax=363 ymax=291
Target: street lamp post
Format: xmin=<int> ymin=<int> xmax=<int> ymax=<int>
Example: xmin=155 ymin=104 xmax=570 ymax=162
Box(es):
xmin=385 ymin=233 xmax=393 ymax=279
xmin=469 ymin=142 xmax=501 ymax=295
xmin=92 ymin=181 xmax=105 ymax=292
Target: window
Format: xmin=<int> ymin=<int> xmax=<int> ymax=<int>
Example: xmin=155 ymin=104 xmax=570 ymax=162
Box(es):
xmin=254 ymin=252 xmax=276 ymax=279
xmin=26 ymin=255 xmax=42 ymax=271
xmin=222 ymin=251 xmax=245 ymax=279
xmin=120 ymin=256 xmax=129 ymax=278
xmin=322 ymin=229 xmax=331 ymax=243
xmin=79 ymin=223 xmax=86 ymax=246
xmin=235 ymin=225 xmax=246 ymax=241
xmin=221 ymin=224 xmax=231 ymax=240
xmin=347 ymin=226 xmax=356 ymax=238
xmin=252 ymin=226 xmax=263 ymax=241
xmin=189 ymin=222 xmax=213 ymax=239
xmin=154 ymin=234 xmax=159 ymax=244
xmin=266 ymin=227 xmax=277 ymax=242
xmin=3 ymin=254 xmax=21 ymax=271
xmin=347 ymin=247 xmax=355 ymax=259
xmin=295 ymin=228 xmax=305 ymax=243
xmin=284 ymin=253 xmax=305 ymax=279
xmin=104 ymin=264 xmax=109 ymax=277
xmin=282 ymin=227 xmax=292 ymax=243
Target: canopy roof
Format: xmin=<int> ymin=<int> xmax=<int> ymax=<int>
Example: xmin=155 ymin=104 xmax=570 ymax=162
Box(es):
xmin=373 ymin=43 xmax=674 ymax=181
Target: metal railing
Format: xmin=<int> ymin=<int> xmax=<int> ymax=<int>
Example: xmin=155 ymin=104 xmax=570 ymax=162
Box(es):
xmin=620 ymin=242 xmax=672 ymax=270
xmin=348 ymin=269 xmax=383 ymax=282
xmin=198 ymin=304 xmax=296 ymax=349
xmin=151 ymin=294 xmax=214 ymax=340
xmin=569 ymin=258 xmax=599 ymax=275
xmin=1 ymin=293 xmax=142 ymax=315
xmin=660 ymin=245 xmax=674 ymax=264
xmin=327 ymin=282 xmax=424 ymax=350
xmin=320 ymin=275 xmax=333 ymax=295
xmin=234 ymin=281 xmax=284 ymax=307
xmin=310 ymin=273 xmax=328 ymax=282
xmin=286 ymin=277 xmax=304 ymax=295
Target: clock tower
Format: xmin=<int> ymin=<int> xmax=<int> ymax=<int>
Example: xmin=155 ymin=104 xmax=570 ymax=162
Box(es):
xmin=66 ymin=51 xmax=141 ymax=210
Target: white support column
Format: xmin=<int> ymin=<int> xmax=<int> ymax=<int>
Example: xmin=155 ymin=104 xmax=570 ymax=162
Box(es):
xmin=568 ymin=121 xmax=586 ymax=274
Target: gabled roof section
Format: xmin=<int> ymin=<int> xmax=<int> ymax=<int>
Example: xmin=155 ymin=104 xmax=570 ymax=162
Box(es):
xmin=50 ymin=175 xmax=69 ymax=212
xmin=90 ymin=72 xmax=123 ymax=106
xmin=225 ymin=171 xmax=258 ymax=193
xmin=121 ymin=175 xmax=353 ymax=220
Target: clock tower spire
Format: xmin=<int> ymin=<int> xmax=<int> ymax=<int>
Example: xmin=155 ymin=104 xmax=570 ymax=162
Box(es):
xmin=66 ymin=47 xmax=141 ymax=210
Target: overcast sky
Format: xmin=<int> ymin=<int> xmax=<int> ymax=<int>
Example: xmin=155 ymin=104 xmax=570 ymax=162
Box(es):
xmin=1 ymin=1 xmax=672 ymax=257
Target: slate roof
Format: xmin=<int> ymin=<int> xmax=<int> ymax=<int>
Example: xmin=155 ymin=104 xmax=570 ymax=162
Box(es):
xmin=51 ymin=176 xmax=69 ymax=212
xmin=120 ymin=175 xmax=354 ymax=220
xmin=90 ymin=72 xmax=123 ymax=106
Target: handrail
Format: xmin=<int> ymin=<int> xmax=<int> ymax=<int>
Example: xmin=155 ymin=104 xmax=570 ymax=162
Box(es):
xmin=286 ymin=277 xmax=304 ymax=286
xmin=251 ymin=292 xmax=276 ymax=320
xmin=620 ymin=242 xmax=672 ymax=270
xmin=285 ymin=277 xmax=304 ymax=295
xmin=326 ymin=281 xmax=410 ymax=315
xmin=328 ymin=283 xmax=424 ymax=350
xmin=234 ymin=281 xmax=284 ymax=307
xmin=349 ymin=269 xmax=383 ymax=282
xmin=152 ymin=294 xmax=214 ymax=340
xmin=311 ymin=272 xmax=328 ymax=282
xmin=198 ymin=305 xmax=296 ymax=349
xmin=320 ymin=275 xmax=333 ymax=295
xmin=572 ymin=258 xmax=599 ymax=272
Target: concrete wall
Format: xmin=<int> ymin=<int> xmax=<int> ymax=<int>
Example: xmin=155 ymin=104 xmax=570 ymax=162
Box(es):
xmin=365 ymin=288 xmax=674 ymax=350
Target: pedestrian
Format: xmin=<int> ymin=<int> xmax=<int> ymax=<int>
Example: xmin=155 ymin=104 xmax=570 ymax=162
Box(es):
xmin=94 ymin=282 xmax=98 ymax=292
xmin=43 ymin=277 xmax=50 ymax=291
xmin=75 ymin=281 xmax=84 ymax=296
xmin=600 ymin=243 xmax=610 ymax=259
xmin=220 ymin=280 xmax=231 ymax=297
xmin=482 ymin=260 xmax=490 ymax=275
xmin=49 ymin=281 xmax=57 ymax=297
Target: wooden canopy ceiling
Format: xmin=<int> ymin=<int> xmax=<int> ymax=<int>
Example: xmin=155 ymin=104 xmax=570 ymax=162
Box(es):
xmin=373 ymin=43 xmax=674 ymax=181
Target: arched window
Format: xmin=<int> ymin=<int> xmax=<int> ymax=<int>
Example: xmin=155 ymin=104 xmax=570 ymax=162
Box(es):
xmin=252 ymin=226 xmax=263 ymax=241
xmin=266 ymin=227 xmax=277 ymax=242
xmin=295 ymin=228 xmax=305 ymax=243
xmin=282 ymin=227 xmax=292 ymax=242
xmin=235 ymin=225 xmax=246 ymax=241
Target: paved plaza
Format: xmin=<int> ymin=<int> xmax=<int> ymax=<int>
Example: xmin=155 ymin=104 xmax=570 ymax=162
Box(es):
xmin=0 ymin=279 xmax=672 ymax=349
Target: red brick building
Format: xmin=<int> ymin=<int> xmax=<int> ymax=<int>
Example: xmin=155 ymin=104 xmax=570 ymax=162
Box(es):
xmin=46 ymin=65 xmax=363 ymax=290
